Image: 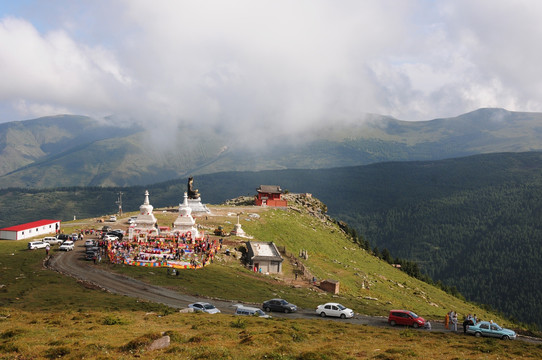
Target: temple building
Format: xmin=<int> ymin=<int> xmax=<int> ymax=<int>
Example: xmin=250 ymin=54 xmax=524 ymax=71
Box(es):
xmin=173 ymin=192 xmax=200 ymax=239
xmin=246 ymin=241 xmax=283 ymax=274
xmin=255 ymin=185 xmax=287 ymax=207
xmin=130 ymin=190 xmax=158 ymax=238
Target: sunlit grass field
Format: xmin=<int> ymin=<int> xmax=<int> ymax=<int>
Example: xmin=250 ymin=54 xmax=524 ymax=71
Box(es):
xmin=1 ymin=205 xmax=541 ymax=359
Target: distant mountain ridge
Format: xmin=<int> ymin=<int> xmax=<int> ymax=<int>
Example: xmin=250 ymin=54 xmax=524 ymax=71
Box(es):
xmin=1 ymin=108 xmax=542 ymax=188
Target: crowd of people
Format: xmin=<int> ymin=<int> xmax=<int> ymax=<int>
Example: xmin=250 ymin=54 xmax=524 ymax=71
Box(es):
xmin=105 ymin=233 xmax=221 ymax=270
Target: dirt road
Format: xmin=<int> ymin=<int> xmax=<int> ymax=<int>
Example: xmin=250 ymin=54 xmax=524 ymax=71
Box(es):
xmin=47 ymin=242 xmax=541 ymax=344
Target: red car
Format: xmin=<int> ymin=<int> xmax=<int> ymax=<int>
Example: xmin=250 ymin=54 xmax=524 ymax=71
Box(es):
xmin=388 ymin=310 xmax=425 ymax=328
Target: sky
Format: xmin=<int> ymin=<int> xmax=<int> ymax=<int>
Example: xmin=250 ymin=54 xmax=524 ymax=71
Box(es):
xmin=1 ymin=0 xmax=542 ymax=139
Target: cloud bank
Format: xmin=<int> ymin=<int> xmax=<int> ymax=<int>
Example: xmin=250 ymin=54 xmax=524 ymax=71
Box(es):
xmin=1 ymin=0 xmax=542 ymax=143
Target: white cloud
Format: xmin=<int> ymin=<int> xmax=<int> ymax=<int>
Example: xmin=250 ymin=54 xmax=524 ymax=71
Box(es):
xmin=1 ymin=0 xmax=542 ymax=142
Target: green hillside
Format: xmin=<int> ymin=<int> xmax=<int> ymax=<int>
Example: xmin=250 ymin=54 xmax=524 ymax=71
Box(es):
xmin=2 ymin=152 xmax=542 ymax=329
xmin=3 ymin=108 xmax=542 ymax=188
xmin=2 ymin=200 xmax=539 ymax=359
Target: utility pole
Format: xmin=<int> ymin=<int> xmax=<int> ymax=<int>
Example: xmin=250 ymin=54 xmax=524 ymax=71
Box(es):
xmin=116 ymin=191 xmax=123 ymax=216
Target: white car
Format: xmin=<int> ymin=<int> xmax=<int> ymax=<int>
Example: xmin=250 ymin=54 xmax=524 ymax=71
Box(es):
xmin=28 ymin=241 xmax=48 ymax=250
xmin=103 ymin=234 xmax=118 ymax=241
xmin=43 ymin=237 xmax=62 ymax=245
xmin=234 ymin=306 xmax=270 ymax=318
xmin=59 ymin=241 xmax=74 ymax=251
xmin=188 ymin=302 xmax=221 ymax=314
xmin=316 ymin=303 xmax=354 ymax=319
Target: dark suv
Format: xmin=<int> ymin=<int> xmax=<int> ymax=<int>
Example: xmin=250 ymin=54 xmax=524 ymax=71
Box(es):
xmin=388 ymin=310 xmax=425 ymax=328
xmin=262 ymin=299 xmax=297 ymax=313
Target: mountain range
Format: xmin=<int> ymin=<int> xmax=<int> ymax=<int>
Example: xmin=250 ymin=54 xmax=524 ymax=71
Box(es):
xmin=2 ymin=108 xmax=542 ymax=328
xmin=2 ymin=108 xmax=542 ymax=188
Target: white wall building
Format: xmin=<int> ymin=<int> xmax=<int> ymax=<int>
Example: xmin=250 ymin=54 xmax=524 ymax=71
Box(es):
xmin=0 ymin=219 xmax=61 ymax=240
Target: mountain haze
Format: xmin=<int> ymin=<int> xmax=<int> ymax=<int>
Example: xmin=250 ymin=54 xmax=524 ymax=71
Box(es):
xmin=2 ymin=108 xmax=542 ymax=188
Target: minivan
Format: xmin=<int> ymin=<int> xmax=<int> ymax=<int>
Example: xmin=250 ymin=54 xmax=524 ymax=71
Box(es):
xmin=388 ymin=310 xmax=425 ymax=328
xmin=234 ymin=306 xmax=270 ymax=318
xmin=28 ymin=241 xmax=47 ymax=250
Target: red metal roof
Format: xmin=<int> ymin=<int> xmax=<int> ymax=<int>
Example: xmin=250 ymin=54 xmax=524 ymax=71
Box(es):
xmin=0 ymin=219 xmax=60 ymax=232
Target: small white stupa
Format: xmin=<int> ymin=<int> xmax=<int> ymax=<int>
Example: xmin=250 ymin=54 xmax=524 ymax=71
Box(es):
xmin=130 ymin=190 xmax=158 ymax=238
xmin=230 ymin=216 xmax=252 ymax=238
xmin=173 ymin=192 xmax=200 ymax=238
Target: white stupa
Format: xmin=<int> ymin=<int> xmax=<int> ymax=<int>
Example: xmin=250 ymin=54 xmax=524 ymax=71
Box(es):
xmin=173 ymin=192 xmax=199 ymax=238
xmin=230 ymin=216 xmax=252 ymax=238
xmin=130 ymin=190 xmax=158 ymax=238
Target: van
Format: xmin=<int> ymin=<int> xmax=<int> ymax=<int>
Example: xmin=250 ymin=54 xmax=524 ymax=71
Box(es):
xmin=28 ymin=241 xmax=47 ymax=250
xmin=43 ymin=237 xmax=61 ymax=245
xmin=234 ymin=306 xmax=270 ymax=318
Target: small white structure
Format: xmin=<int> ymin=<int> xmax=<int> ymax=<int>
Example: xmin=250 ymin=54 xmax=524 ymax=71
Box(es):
xmin=246 ymin=241 xmax=283 ymax=274
xmin=0 ymin=219 xmax=60 ymax=240
xmin=173 ymin=192 xmax=199 ymax=238
xmin=129 ymin=190 xmax=158 ymax=239
xmin=230 ymin=216 xmax=252 ymax=238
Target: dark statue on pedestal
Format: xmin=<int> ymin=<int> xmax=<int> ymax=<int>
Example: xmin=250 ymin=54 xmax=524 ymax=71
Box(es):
xmin=187 ymin=177 xmax=200 ymax=199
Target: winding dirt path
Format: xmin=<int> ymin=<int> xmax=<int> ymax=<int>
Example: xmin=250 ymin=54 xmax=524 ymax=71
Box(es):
xmin=47 ymin=241 xmax=542 ymax=344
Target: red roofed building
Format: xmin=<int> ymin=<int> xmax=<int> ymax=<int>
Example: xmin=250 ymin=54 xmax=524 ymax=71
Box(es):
xmin=255 ymin=185 xmax=287 ymax=207
xmin=0 ymin=219 xmax=61 ymax=240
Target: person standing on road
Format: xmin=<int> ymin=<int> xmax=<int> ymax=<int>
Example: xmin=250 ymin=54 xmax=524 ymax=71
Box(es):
xmin=452 ymin=312 xmax=458 ymax=332
xmin=445 ymin=312 xmax=450 ymax=329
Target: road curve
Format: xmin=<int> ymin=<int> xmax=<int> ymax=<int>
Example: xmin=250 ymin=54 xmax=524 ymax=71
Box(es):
xmin=47 ymin=242 xmax=541 ymax=344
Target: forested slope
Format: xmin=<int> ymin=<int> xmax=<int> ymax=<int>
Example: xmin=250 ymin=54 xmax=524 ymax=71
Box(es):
xmin=2 ymin=151 xmax=542 ymax=328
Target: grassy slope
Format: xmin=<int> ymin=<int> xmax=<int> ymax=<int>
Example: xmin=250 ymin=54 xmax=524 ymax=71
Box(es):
xmin=107 ymin=205 xmax=507 ymax=323
xmin=1 ymin=205 xmax=541 ymax=359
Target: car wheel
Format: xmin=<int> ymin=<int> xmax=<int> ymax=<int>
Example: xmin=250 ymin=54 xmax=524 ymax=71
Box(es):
xmin=265 ymin=307 xmax=271 ymax=312
xmin=340 ymin=314 xmax=346 ymax=319
xmin=502 ymin=335 xmax=510 ymax=340
xmin=390 ymin=320 xmax=396 ymax=326
xmin=284 ymin=308 xmax=289 ymax=313
xmin=412 ymin=322 xmax=419 ymax=329
xmin=320 ymin=312 xmax=326 ymax=317
xmin=475 ymin=332 xmax=481 ymax=338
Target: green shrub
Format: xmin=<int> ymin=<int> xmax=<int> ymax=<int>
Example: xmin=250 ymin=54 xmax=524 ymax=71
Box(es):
xmin=230 ymin=318 xmax=247 ymax=329
xmin=102 ymin=315 xmax=129 ymax=325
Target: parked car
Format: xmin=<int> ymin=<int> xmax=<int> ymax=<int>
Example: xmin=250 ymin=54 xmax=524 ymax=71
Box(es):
xmin=188 ymin=302 xmax=221 ymax=314
xmin=103 ymin=234 xmax=118 ymax=241
xmin=235 ymin=306 xmax=270 ymax=318
xmin=59 ymin=241 xmax=74 ymax=251
xmin=316 ymin=303 xmax=354 ymax=319
xmin=28 ymin=241 xmax=48 ymax=250
xmin=85 ymin=247 xmax=100 ymax=260
xmin=388 ymin=310 xmax=426 ymax=328
xmin=108 ymin=215 xmax=117 ymax=222
xmin=101 ymin=225 xmax=112 ymax=232
xmin=262 ymin=298 xmax=297 ymax=313
xmin=56 ymin=234 xmax=70 ymax=241
xmin=84 ymin=239 xmax=97 ymax=247
xmin=466 ymin=321 xmax=516 ymax=340
xmin=43 ymin=237 xmax=62 ymax=245
xmin=107 ymin=230 xmax=124 ymax=240
xmin=71 ymin=233 xmax=79 ymax=241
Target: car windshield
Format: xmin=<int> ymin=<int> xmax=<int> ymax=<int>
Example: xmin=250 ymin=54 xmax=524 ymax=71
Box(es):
xmin=203 ymin=304 xmax=215 ymax=310
xmin=336 ymin=304 xmax=346 ymax=310
xmin=280 ymin=300 xmax=288 ymax=305
xmin=409 ymin=311 xmax=419 ymax=318
xmin=256 ymin=310 xmax=265 ymax=316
